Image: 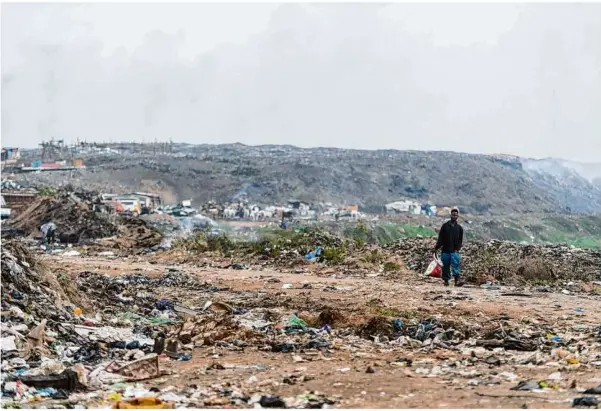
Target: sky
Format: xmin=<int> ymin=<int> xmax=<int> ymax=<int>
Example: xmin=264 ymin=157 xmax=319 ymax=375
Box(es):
xmin=1 ymin=2 xmax=600 ymax=162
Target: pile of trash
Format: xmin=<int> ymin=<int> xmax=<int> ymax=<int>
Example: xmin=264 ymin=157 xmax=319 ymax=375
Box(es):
xmin=97 ymin=217 xmax=163 ymax=250
xmin=74 ymin=270 xmax=227 ymax=316
xmin=1 ymin=179 xmax=22 ymax=190
xmin=385 ymin=238 xmax=601 ymax=284
xmin=1 ymin=240 xmax=76 ymax=325
xmin=139 ymin=213 xmax=181 ymax=236
xmin=3 ymin=187 xmax=163 ymax=249
xmin=1 ymin=240 xmax=90 ymax=400
xmin=6 ymin=194 xmax=118 ymax=244
xmin=0 ymin=241 xmax=191 ymax=405
xmin=4 ymin=236 xmax=601 ymax=408
xmin=1 ymin=241 xmax=338 ymax=407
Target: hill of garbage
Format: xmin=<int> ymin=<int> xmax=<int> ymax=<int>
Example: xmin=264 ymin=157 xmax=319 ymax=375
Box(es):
xmin=12 ymin=144 xmax=601 ymax=214
xmin=2 ymin=189 xmax=163 ymax=249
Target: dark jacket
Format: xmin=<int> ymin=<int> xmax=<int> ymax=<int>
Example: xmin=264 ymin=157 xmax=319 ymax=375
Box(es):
xmin=435 ymin=220 xmax=463 ymax=253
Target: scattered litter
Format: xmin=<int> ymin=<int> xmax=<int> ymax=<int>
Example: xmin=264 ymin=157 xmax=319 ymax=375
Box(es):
xmin=512 ymin=381 xmax=543 ymax=391
xmin=63 ymin=250 xmax=81 ymax=257
xmin=572 ymin=397 xmax=599 ymax=407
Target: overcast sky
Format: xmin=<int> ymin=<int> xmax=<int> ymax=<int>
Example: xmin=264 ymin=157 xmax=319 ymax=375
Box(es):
xmin=2 ymin=3 xmax=600 ymax=162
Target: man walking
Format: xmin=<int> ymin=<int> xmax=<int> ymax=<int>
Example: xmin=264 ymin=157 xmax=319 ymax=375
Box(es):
xmin=434 ymin=208 xmax=464 ymax=287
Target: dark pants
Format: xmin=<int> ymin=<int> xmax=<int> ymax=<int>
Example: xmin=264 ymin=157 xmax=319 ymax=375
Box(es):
xmin=45 ymin=229 xmax=56 ymax=245
xmin=441 ymin=252 xmax=461 ymax=281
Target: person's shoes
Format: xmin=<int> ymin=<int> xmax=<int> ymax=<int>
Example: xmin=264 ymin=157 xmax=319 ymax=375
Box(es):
xmin=444 ymin=280 xmax=450 ymax=287
xmin=454 ymin=278 xmax=465 ymax=287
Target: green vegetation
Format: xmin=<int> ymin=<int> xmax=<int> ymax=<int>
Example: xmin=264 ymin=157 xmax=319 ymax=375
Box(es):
xmin=343 ymin=223 xmax=369 ymax=246
xmin=541 ymin=230 xmax=600 ymax=249
xmin=370 ymin=306 xmax=400 ymax=317
xmin=401 ymin=224 xmax=435 ymax=238
xmin=172 ymin=225 xmax=354 ymax=264
xmin=321 ymin=246 xmax=347 ymax=264
xmin=38 ymin=187 xmax=59 ymax=197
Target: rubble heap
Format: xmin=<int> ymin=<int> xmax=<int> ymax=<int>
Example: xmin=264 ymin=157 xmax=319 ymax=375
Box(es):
xmin=386 ymin=238 xmax=601 ymax=284
xmin=4 ymin=188 xmax=163 ymax=249
xmin=97 ymin=217 xmax=163 ymax=250
xmin=7 ymin=194 xmax=117 ymax=244
xmin=1 ymin=240 xmax=77 ymax=325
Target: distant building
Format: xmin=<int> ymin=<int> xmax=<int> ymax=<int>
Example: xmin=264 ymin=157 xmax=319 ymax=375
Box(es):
xmin=1 ymin=148 xmax=20 ymax=163
xmin=385 ymin=199 xmax=421 ymax=214
xmin=287 ymin=199 xmax=311 ymax=216
xmin=123 ymin=192 xmax=163 ymax=208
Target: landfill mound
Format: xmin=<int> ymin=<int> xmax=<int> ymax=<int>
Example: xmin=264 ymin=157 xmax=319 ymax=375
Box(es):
xmin=7 ymin=195 xmax=118 ymax=244
xmin=98 ymin=217 xmax=163 ymax=250
xmin=385 ymin=237 xmax=601 ymax=284
xmin=4 ymin=188 xmax=163 ymax=249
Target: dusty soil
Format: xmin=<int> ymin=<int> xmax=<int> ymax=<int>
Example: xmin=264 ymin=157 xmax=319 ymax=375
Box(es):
xmin=45 ymin=254 xmax=601 ymax=409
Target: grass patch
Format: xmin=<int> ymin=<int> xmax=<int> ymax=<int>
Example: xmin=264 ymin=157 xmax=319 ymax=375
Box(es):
xmin=568 ymin=237 xmax=600 ymax=249
xmin=370 ymin=306 xmax=400 ymax=317
xmin=401 ymin=224 xmax=436 ymax=238
xmin=539 ymin=230 xmax=600 ymax=249
xmin=321 ymin=246 xmax=347 ymax=264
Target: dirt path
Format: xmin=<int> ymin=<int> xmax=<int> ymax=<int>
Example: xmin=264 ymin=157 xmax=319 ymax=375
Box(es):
xmin=46 ymin=254 xmax=601 ymax=408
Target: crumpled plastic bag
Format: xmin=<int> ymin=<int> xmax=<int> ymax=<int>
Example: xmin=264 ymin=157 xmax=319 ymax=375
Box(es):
xmin=1 ymin=336 xmax=18 ymax=351
xmin=425 ymin=255 xmax=442 ymax=278
xmin=24 ymin=359 xmax=65 ymax=377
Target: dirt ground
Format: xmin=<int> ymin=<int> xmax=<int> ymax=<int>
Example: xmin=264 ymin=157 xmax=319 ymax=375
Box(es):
xmin=45 ymin=253 xmax=601 ymax=409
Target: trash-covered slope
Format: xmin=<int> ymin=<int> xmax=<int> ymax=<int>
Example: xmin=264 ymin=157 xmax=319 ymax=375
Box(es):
xmin=14 ymin=144 xmax=601 ymax=214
